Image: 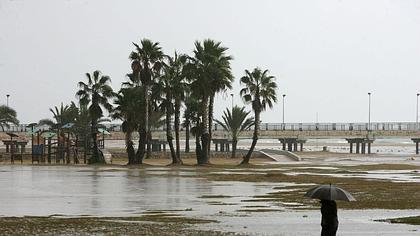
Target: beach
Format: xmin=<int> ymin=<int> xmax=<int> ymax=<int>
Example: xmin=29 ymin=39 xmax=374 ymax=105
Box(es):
xmin=1 ymin=146 xmax=420 ymax=235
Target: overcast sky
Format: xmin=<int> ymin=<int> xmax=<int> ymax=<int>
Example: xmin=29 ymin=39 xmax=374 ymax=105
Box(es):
xmin=1 ymin=0 xmax=420 ymax=124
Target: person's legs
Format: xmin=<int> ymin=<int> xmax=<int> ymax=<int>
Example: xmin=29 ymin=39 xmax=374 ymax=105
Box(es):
xmin=321 ymin=227 xmax=329 ymax=236
xmin=321 ymin=226 xmax=337 ymax=236
xmin=332 ymin=225 xmax=338 ymax=236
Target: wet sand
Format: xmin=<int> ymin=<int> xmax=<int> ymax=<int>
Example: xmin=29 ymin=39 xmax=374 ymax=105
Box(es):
xmin=1 ymin=156 xmax=420 ymax=235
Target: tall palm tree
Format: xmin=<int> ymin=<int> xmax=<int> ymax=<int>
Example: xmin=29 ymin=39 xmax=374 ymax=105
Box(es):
xmin=76 ymin=70 xmax=114 ymax=164
xmin=170 ymin=53 xmax=189 ymax=161
xmin=0 ymin=105 xmax=19 ymax=131
xmin=189 ymin=39 xmax=233 ymax=164
xmin=72 ymin=104 xmax=91 ymax=164
xmin=215 ymin=106 xmax=254 ymax=158
xmin=50 ymin=103 xmax=69 ymax=126
xmin=39 ymin=102 xmax=79 ymax=128
xmin=39 ymin=102 xmax=79 ymax=162
xmin=155 ymin=59 xmax=181 ymax=164
xmin=205 ymin=41 xmax=233 ymax=156
xmin=129 ymin=39 xmax=164 ymax=162
xmin=240 ymin=68 xmax=278 ymax=164
xmin=182 ymin=96 xmax=199 ymax=153
xmin=112 ymin=87 xmax=142 ymax=164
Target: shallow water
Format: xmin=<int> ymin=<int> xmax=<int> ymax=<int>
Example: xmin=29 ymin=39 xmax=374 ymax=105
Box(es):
xmin=0 ymin=166 xmax=277 ymax=217
xmin=0 ymin=166 xmax=419 ymax=235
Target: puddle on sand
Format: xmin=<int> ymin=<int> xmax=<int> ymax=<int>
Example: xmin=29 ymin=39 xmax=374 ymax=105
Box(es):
xmin=0 ymin=166 xmax=278 ymax=217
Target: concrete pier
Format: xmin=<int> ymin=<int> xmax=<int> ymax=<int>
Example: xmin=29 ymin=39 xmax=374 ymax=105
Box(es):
xmin=150 ymin=139 xmax=167 ymax=152
xmin=346 ymin=138 xmax=374 ymax=154
xmin=278 ymin=138 xmax=306 ymax=152
xmin=412 ymin=138 xmax=420 ymax=154
xmin=212 ymin=139 xmax=233 ymax=152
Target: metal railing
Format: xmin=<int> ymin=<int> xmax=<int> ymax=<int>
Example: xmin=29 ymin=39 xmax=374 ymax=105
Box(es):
xmin=1 ymin=122 xmax=419 ymax=133
xmin=250 ymin=122 xmax=420 ymax=132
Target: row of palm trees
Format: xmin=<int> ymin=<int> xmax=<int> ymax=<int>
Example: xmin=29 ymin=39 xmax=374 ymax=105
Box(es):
xmin=50 ymin=38 xmax=278 ymax=165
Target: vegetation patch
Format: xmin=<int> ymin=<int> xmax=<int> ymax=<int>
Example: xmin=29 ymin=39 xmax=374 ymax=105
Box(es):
xmin=199 ymin=195 xmax=234 ymax=199
xmin=241 ymin=198 xmax=279 ymax=202
xmin=203 ymin=168 xmax=420 ymax=210
xmin=242 ymin=205 xmax=270 ymax=208
xmin=376 ymin=216 xmax=420 ymax=225
xmin=0 ymin=216 xmax=228 ymax=236
xmin=123 ymin=214 xmax=218 ymax=224
xmin=236 ymin=208 xmax=283 ymax=213
xmin=207 ymin=201 xmax=238 ymax=206
xmin=344 ymin=164 xmax=420 ymax=171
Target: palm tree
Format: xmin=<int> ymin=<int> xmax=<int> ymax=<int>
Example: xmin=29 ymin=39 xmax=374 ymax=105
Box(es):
xmin=0 ymin=105 xmax=19 ymax=131
xmin=155 ymin=58 xmax=181 ymax=164
xmin=76 ymin=70 xmax=114 ymax=164
xmin=112 ymin=87 xmax=142 ymax=164
xmin=71 ymin=104 xmax=91 ymax=164
xmin=39 ymin=102 xmax=79 ymax=164
xmin=215 ymin=106 xmax=254 ymax=158
xmin=189 ymin=39 xmax=233 ymax=164
xmin=182 ymin=96 xmax=199 ymax=153
xmin=170 ymin=53 xmax=189 ymax=161
xmin=129 ymin=39 xmax=164 ymax=162
xmin=240 ymin=68 xmax=278 ymax=164
xmin=205 ymin=41 xmax=233 ymax=156
xmin=51 ymin=103 xmax=69 ymax=125
xmin=39 ymin=102 xmax=79 ymax=129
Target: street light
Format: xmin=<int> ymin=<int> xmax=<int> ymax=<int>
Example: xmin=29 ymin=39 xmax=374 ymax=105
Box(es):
xmin=282 ymin=94 xmax=286 ymax=130
xmin=368 ymin=92 xmax=371 ymax=131
xmin=6 ymin=94 xmax=10 ymax=107
xmin=417 ymin=93 xmax=419 ymax=129
xmin=230 ymin=93 xmax=234 ymax=112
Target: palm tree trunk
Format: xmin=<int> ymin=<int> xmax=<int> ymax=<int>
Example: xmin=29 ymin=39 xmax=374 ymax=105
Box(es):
xmin=90 ymin=120 xmax=105 ymax=164
xmin=241 ymin=110 xmax=260 ymax=164
xmin=126 ymin=131 xmax=136 ymax=164
xmin=185 ymin=120 xmax=190 ymax=153
xmin=166 ymin=106 xmax=180 ymax=164
xmin=231 ymin=138 xmax=238 ymax=158
xmin=146 ymin=129 xmax=152 ymax=159
xmin=136 ymin=84 xmax=148 ymax=164
xmin=174 ymin=99 xmax=181 ymax=160
xmin=146 ymin=96 xmax=153 ymax=159
xmin=136 ymin=127 xmax=146 ymax=164
xmin=195 ymin=120 xmax=201 ymax=163
xmin=199 ymin=96 xmax=210 ymax=165
xmin=208 ymin=95 xmax=214 ymax=160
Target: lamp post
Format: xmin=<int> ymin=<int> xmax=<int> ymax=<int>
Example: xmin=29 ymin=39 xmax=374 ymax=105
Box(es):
xmin=6 ymin=94 xmax=10 ymax=107
xmin=27 ymin=123 xmax=38 ymax=162
xmin=282 ymin=94 xmax=286 ymax=130
xmin=230 ymin=93 xmax=234 ymax=112
xmin=417 ymin=93 xmax=419 ymax=130
xmin=368 ymin=92 xmax=371 ymax=131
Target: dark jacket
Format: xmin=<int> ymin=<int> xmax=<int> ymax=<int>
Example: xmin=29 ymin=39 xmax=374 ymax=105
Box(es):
xmin=321 ymin=200 xmax=338 ymax=227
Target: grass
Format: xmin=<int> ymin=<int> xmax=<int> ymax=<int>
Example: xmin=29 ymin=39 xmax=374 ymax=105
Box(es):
xmin=377 ymin=216 xmax=420 ymax=225
xmin=203 ymin=168 xmax=420 ymax=210
xmin=0 ymin=215 xmax=231 ymax=236
xmin=199 ymin=195 xmax=234 ymax=199
xmin=236 ymin=209 xmax=283 ymax=213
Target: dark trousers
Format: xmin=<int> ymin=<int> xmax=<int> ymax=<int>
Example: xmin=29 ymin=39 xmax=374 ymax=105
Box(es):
xmin=321 ymin=225 xmax=338 ymax=236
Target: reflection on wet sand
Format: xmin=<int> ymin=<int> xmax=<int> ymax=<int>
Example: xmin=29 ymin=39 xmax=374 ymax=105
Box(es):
xmin=1 ymin=164 xmax=420 ymax=235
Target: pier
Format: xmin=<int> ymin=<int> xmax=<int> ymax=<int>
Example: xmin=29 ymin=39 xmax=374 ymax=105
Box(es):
xmin=2 ymin=122 xmax=420 ymax=154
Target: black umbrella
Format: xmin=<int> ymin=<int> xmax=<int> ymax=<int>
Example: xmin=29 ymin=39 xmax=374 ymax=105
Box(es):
xmin=304 ymin=184 xmax=356 ymax=202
